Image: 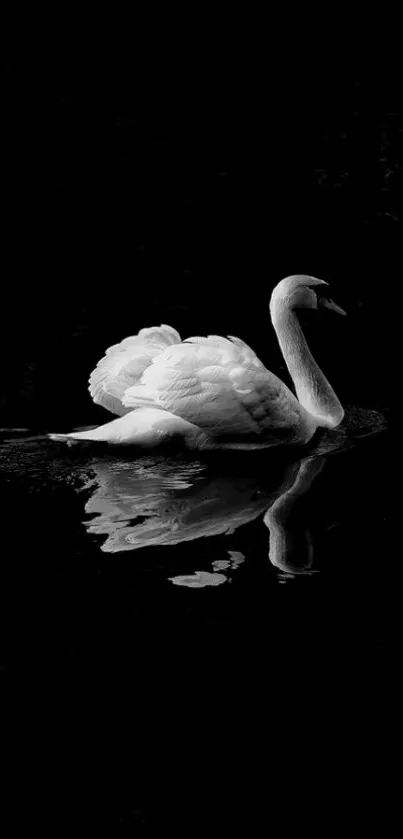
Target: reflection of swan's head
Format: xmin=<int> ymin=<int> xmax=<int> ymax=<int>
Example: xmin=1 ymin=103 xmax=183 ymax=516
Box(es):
xmin=270 ymin=275 xmax=346 ymax=317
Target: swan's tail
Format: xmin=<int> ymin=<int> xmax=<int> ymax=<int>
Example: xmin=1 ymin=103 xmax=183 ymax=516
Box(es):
xmin=48 ymin=409 xmax=212 ymax=449
xmin=48 ymin=429 xmax=105 ymax=445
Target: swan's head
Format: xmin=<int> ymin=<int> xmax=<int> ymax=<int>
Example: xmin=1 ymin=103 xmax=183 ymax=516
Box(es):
xmin=270 ymin=275 xmax=346 ymax=317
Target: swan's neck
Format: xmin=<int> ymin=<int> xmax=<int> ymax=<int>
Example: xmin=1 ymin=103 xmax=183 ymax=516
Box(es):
xmin=271 ymin=300 xmax=344 ymax=428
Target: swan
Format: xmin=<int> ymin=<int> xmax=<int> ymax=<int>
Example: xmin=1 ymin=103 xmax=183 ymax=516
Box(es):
xmin=49 ymin=275 xmax=346 ymax=450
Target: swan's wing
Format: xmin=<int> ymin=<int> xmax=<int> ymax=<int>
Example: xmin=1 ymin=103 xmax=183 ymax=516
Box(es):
xmin=89 ymin=324 xmax=182 ymax=416
xmin=122 ymin=335 xmax=303 ymax=441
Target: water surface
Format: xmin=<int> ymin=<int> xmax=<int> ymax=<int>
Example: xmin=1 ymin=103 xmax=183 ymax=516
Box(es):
xmin=0 ymin=394 xmax=395 ymax=827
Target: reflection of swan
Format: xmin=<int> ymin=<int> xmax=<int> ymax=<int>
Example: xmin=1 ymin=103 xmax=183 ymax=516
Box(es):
xmin=82 ymin=452 xmax=325 ymax=577
xmin=80 ymin=406 xmax=387 ymax=579
xmin=84 ymin=456 xmax=283 ymax=549
xmin=50 ymin=275 xmax=346 ymax=450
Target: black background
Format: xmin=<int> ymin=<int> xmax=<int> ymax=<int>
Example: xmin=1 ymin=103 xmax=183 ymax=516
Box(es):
xmin=1 ymin=40 xmax=400 ymax=829
xmin=2 ymin=48 xmax=400 ymax=430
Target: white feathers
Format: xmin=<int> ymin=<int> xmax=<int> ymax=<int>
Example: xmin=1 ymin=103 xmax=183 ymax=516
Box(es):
xmin=83 ymin=328 xmax=314 ymax=445
xmin=88 ymin=324 xmax=182 ymax=416
xmin=121 ymin=335 xmax=305 ymax=441
xmin=49 ymin=407 xmax=210 ymax=448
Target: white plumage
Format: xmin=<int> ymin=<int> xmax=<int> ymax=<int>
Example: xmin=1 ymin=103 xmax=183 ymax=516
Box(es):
xmin=88 ymin=324 xmax=181 ymax=416
xmin=49 ymin=276 xmax=346 ymax=449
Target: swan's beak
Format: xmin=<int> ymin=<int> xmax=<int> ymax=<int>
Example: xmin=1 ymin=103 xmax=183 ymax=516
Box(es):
xmin=321 ymin=297 xmax=347 ymax=316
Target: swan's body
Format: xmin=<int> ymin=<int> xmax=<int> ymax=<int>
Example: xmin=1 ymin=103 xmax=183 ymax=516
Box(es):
xmin=49 ymin=275 xmax=345 ymax=450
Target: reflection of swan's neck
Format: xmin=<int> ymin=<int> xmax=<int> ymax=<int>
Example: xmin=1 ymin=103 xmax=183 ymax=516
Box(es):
xmin=264 ymin=455 xmax=326 ymax=575
xmin=271 ymin=299 xmax=344 ymax=428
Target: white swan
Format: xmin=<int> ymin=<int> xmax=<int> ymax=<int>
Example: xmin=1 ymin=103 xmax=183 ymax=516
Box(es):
xmin=49 ymin=275 xmax=346 ymax=450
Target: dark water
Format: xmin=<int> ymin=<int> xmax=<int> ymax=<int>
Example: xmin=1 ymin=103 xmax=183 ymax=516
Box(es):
xmin=1 ymin=52 xmax=400 ymax=827
xmin=0 ymin=411 xmax=396 ymax=826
